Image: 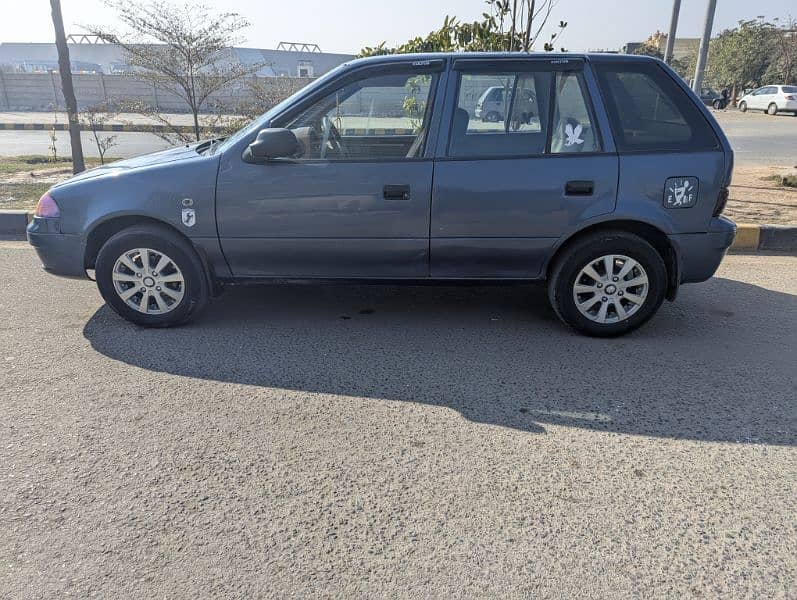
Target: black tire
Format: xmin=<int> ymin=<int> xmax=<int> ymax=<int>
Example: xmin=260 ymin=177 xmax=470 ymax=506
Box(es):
xmin=547 ymin=231 xmax=668 ymax=337
xmin=484 ymin=111 xmax=502 ymax=123
xmin=739 ymin=101 xmax=747 ymax=112
xmin=713 ymin=99 xmax=723 ymax=110
xmin=95 ymin=224 xmax=210 ymax=327
xmin=767 ymin=103 xmax=778 ymax=116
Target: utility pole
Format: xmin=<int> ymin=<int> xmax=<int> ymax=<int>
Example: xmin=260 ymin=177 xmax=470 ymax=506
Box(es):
xmin=692 ymin=0 xmax=718 ymax=94
xmin=664 ymin=0 xmax=682 ymax=64
xmin=49 ymin=0 xmax=85 ymax=173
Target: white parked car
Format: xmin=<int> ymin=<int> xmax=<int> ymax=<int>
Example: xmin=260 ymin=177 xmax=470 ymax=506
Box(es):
xmin=738 ymin=85 xmax=797 ymax=115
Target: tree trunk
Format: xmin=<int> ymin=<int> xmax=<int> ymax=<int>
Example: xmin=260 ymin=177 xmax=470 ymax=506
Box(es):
xmin=192 ymin=110 xmax=200 ymax=142
xmin=509 ymin=0 xmax=518 ymax=52
xmin=523 ymin=0 xmax=536 ymax=52
xmin=49 ymin=0 xmax=85 ymax=173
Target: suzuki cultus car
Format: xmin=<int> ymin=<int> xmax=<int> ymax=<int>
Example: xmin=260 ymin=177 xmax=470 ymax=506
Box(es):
xmin=28 ymin=53 xmax=736 ymax=336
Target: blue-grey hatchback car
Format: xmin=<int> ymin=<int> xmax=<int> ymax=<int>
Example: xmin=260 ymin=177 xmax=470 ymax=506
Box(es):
xmin=27 ymin=53 xmax=736 ymax=336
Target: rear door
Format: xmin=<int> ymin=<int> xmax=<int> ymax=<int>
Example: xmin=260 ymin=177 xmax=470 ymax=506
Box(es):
xmin=430 ymin=58 xmax=618 ymax=278
xmin=752 ymin=86 xmax=775 ymax=110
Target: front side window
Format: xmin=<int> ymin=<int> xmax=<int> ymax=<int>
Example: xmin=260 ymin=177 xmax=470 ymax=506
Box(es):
xmin=594 ymin=62 xmax=718 ymax=152
xmin=283 ymin=69 xmax=438 ymax=161
xmin=450 ymin=67 xmax=599 ymax=158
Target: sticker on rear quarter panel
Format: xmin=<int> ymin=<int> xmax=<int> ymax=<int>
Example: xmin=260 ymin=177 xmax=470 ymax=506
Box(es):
xmin=664 ymin=177 xmax=698 ymax=208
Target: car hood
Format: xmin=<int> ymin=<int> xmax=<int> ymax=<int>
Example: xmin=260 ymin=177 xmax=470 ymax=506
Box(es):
xmin=52 ymin=144 xmax=202 ymax=187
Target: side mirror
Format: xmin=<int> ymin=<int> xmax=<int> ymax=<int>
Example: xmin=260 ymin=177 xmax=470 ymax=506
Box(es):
xmin=244 ymin=128 xmax=300 ymax=162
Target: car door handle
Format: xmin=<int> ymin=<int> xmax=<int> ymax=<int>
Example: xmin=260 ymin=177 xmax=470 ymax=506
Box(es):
xmin=383 ymin=185 xmax=411 ymax=200
xmin=565 ymin=180 xmax=594 ymax=196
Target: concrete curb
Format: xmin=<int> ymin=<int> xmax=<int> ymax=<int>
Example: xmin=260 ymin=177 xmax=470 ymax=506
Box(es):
xmin=731 ymin=223 xmax=797 ymax=252
xmin=1 ymin=210 xmax=795 ymax=253
xmin=0 ymin=210 xmax=30 ymax=235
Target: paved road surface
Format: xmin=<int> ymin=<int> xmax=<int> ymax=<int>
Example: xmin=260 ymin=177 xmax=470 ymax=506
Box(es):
xmin=716 ymin=110 xmax=797 ymax=167
xmin=1 ymin=109 xmax=796 ymax=167
xmin=1 ymin=244 xmax=795 ymax=598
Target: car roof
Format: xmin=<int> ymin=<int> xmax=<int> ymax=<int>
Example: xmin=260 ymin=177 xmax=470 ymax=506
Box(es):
xmin=342 ymin=51 xmax=659 ymax=68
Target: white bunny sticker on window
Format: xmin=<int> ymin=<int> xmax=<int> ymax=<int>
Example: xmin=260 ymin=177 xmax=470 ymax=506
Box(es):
xmin=564 ymin=122 xmax=584 ymax=146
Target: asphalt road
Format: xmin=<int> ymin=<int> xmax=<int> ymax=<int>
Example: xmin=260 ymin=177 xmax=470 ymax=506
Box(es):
xmin=1 ymin=244 xmax=795 ymax=598
xmin=715 ymin=109 xmax=797 ymax=167
xmin=1 ymin=109 xmax=795 ymax=166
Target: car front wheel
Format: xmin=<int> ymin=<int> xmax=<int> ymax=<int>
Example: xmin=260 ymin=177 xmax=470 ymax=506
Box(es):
xmin=547 ymin=232 xmax=668 ymax=337
xmin=95 ymin=224 xmax=210 ymax=327
xmin=739 ymin=101 xmax=747 ymax=112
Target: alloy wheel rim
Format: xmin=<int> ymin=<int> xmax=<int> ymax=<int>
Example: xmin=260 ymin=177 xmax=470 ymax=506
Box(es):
xmin=111 ymin=248 xmax=185 ymax=315
xmin=572 ymin=254 xmax=649 ymax=324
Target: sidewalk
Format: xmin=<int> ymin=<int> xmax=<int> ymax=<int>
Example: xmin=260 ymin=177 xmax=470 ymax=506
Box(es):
xmin=0 ymin=111 xmax=198 ymax=126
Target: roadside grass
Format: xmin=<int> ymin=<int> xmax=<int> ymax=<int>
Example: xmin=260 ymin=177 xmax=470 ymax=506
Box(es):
xmin=0 ymin=183 xmax=51 ymax=210
xmin=0 ymin=155 xmax=113 ymax=210
xmin=762 ymin=174 xmax=797 ymax=188
xmin=0 ymin=155 xmax=106 ymax=175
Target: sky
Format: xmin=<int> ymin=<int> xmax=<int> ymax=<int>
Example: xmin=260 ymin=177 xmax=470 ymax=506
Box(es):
xmin=0 ymin=0 xmax=794 ymax=54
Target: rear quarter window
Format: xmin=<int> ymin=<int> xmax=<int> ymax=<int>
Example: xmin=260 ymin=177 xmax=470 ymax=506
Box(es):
xmin=593 ymin=61 xmax=718 ymax=152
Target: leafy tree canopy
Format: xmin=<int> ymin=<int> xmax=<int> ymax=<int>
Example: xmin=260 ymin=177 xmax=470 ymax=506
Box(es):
xmin=359 ymin=0 xmax=567 ymax=57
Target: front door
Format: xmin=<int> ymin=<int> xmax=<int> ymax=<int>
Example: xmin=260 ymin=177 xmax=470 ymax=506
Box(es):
xmin=431 ymin=60 xmax=618 ymax=278
xmin=216 ymin=63 xmax=442 ymax=278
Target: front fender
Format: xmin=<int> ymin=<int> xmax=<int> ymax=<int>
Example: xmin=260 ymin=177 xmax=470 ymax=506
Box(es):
xmin=52 ymin=153 xmax=220 ymax=240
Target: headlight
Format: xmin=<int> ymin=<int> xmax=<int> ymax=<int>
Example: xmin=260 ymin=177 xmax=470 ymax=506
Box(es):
xmin=34 ymin=192 xmax=60 ymax=218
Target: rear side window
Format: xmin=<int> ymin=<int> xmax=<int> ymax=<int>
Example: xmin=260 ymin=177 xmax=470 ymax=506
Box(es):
xmin=450 ymin=67 xmax=600 ymax=158
xmin=594 ymin=62 xmax=718 ymax=152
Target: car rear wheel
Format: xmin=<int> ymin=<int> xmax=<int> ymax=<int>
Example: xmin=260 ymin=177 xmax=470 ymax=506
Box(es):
xmin=95 ymin=224 xmax=209 ymax=327
xmin=739 ymin=101 xmax=747 ymax=112
xmin=547 ymin=231 xmax=667 ymax=337
xmin=767 ymin=103 xmax=778 ymax=115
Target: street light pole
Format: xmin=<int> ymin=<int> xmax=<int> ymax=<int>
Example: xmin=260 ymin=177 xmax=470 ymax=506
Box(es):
xmin=692 ymin=0 xmax=718 ymax=93
xmin=664 ymin=0 xmax=682 ymax=64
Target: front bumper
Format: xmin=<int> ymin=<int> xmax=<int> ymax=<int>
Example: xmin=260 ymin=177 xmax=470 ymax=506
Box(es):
xmin=26 ymin=217 xmax=87 ymax=279
xmin=669 ymin=217 xmax=736 ymax=284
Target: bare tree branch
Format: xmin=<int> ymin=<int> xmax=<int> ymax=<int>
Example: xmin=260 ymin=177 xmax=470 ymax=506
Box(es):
xmin=85 ymin=0 xmax=266 ymax=141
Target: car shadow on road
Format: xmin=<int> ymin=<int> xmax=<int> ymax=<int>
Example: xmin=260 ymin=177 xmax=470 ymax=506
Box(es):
xmin=83 ymin=277 xmax=796 ymax=445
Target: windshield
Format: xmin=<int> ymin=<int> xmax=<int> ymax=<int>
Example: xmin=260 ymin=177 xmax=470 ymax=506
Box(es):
xmin=214 ymin=62 xmax=352 ymax=154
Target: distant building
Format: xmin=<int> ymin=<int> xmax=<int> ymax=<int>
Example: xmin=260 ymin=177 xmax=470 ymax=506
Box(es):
xmin=0 ymin=40 xmax=353 ymax=77
xmin=622 ymin=32 xmax=699 ymax=60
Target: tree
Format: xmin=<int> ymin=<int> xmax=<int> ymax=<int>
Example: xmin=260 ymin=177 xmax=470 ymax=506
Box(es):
xmin=80 ymin=102 xmax=118 ymax=164
xmin=707 ymin=19 xmax=778 ymax=99
xmin=768 ymin=17 xmax=797 ymax=84
xmin=50 ymin=0 xmax=85 ymax=173
xmin=359 ymin=0 xmax=567 ymax=56
xmin=87 ymin=0 xmax=264 ymax=141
